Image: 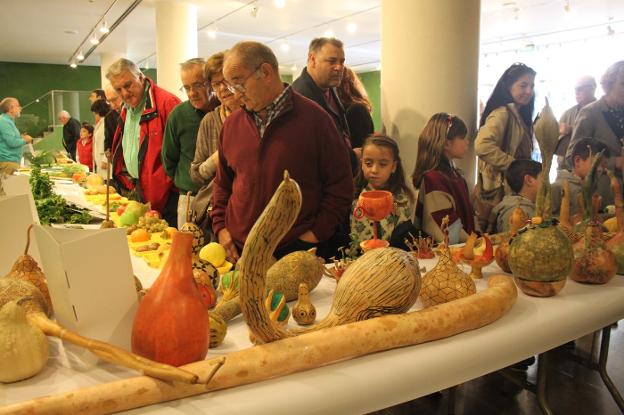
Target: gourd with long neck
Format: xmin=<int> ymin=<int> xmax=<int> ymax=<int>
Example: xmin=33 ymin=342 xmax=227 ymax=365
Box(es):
xmin=238 ymin=172 xmax=421 ymax=344
xmin=507 ymin=99 xmax=573 ymax=297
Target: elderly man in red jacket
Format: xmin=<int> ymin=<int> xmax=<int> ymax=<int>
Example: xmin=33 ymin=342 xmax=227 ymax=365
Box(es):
xmin=211 ymin=41 xmax=354 ymax=262
xmin=107 ymin=58 xmax=181 ymax=226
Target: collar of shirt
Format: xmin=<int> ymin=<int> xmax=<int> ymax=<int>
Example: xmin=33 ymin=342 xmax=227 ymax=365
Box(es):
xmin=252 ymin=84 xmax=293 ymax=137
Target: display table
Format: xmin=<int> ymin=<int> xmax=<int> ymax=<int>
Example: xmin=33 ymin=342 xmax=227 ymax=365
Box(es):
xmin=2 ymin=255 xmax=623 ymax=414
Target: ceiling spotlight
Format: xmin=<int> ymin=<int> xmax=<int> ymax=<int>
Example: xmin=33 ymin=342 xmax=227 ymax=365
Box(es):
xmin=207 ymin=27 xmax=217 ymax=39
xmin=70 ymin=62 xmax=77 ymax=69
xmin=274 ymin=0 xmax=285 ymax=8
xmin=347 ymin=22 xmax=357 ymax=33
xmin=250 ymin=5 xmax=259 ymax=17
xmin=323 ymin=28 xmax=334 ymax=38
xmin=76 ymin=51 xmax=85 ymax=61
xmin=563 ymin=0 xmax=570 ymax=13
xmin=90 ymin=32 xmax=100 ymax=45
xmin=99 ymin=20 xmax=110 ymax=34
xmin=280 ymin=41 xmax=290 ymax=53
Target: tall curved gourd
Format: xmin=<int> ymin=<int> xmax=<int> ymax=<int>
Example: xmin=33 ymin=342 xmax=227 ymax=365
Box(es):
xmin=508 ymin=99 xmax=573 ymax=297
xmin=238 ymin=172 xmax=422 ymax=344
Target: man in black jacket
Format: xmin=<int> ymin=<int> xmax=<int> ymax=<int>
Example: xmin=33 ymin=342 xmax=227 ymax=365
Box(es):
xmin=292 ymin=37 xmax=351 ymax=142
xmin=292 ymin=37 xmax=356 ymax=259
xmin=58 ymin=110 xmax=81 ymax=160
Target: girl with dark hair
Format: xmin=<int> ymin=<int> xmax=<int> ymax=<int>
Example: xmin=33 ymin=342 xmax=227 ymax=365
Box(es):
xmin=351 ymin=134 xmax=415 ymax=249
xmin=474 ymin=63 xmax=537 ymax=229
xmin=413 ymin=113 xmax=474 ymax=244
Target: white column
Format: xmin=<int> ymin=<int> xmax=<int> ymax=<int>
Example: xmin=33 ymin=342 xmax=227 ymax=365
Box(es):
xmin=67 ymin=92 xmax=80 ymax=122
xmin=155 ymin=1 xmax=198 ymax=99
xmin=100 ymin=52 xmax=126 ymax=88
xmin=381 ymin=0 xmax=481 ymax=187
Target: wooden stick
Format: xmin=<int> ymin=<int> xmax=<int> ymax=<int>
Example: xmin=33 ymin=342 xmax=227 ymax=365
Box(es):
xmin=3 ymin=276 xmax=516 ymax=415
xmin=26 ymin=312 xmax=200 ymax=384
xmin=105 ymin=162 xmax=111 ymax=222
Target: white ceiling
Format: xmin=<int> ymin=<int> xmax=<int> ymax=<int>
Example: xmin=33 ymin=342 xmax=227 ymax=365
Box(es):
xmin=0 ymin=0 xmax=622 ymax=74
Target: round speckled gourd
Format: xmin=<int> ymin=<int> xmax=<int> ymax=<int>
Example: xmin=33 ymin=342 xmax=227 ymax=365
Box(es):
xmin=508 ymin=221 xmax=573 ymax=283
xmin=265 ymin=249 xmax=326 ymax=302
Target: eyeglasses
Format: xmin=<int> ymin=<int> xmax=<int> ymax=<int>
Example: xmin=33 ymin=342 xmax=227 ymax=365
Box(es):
xmin=180 ymin=81 xmax=208 ymax=94
xmin=226 ymin=63 xmax=263 ymax=94
xmin=210 ymin=79 xmax=228 ymax=91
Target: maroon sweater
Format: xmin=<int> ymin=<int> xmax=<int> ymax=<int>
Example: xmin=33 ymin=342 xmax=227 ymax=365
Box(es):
xmin=211 ymin=91 xmax=354 ymax=249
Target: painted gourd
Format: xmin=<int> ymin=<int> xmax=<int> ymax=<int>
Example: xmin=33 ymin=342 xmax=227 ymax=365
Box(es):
xmin=131 ymin=231 xmax=209 ymax=366
xmin=420 ymin=240 xmax=475 ymax=307
xmin=572 ymin=222 xmax=616 ymax=284
xmin=606 ymin=171 xmax=624 ymax=274
xmin=292 ymin=283 xmax=316 ymax=325
xmin=508 ymin=220 xmax=572 ymax=297
xmin=495 ymin=206 xmax=527 ymax=273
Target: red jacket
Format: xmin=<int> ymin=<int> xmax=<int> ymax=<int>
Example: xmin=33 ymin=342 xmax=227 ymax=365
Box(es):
xmin=211 ymin=89 xmax=354 ymax=249
xmin=76 ymin=137 xmax=93 ymax=171
xmin=111 ymin=79 xmax=181 ymax=212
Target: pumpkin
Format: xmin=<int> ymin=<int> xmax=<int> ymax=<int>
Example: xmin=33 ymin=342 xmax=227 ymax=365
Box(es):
xmin=131 ymin=231 xmax=210 ymax=366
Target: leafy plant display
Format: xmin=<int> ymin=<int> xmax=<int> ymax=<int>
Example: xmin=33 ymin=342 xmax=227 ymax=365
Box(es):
xmin=28 ymin=164 xmax=92 ymax=225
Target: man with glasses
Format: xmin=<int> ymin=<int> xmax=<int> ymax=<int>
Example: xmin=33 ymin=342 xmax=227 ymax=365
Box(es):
xmin=162 ymin=58 xmax=219 ymax=228
xmin=211 ymin=41 xmax=353 ymax=262
xmin=107 ymin=58 xmax=181 ymax=226
xmin=103 ymin=82 xmax=122 ymax=161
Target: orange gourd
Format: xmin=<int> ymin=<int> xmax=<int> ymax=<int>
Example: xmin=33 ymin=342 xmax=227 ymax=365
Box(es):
xmin=131 ymin=232 xmax=209 ymax=366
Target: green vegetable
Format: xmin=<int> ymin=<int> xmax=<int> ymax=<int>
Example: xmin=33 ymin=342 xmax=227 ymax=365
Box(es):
xmin=28 ymin=165 xmax=93 ymax=225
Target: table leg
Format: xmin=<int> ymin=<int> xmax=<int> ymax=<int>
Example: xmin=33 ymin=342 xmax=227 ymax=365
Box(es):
xmin=447 ymin=385 xmax=457 ymax=415
xmin=536 ymin=353 xmax=554 ymax=415
xmin=598 ymin=326 xmax=624 ymax=412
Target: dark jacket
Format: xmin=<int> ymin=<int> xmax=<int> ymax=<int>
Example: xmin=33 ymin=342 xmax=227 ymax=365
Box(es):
xmin=345 ymin=102 xmax=374 ymax=148
xmin=292 ymin=67 xmax=358 ymax=171
xmin=104 ymin=109 xmax=121 ymax=152
xmin=292 ymin=67 xmax=350 ymax=139
xmin=62 ymin=117 xmax=81 ymax=160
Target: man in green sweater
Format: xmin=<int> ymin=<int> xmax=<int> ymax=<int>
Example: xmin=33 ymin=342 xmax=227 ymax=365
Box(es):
xmin=162 ymin=58 xmax=217 ymax=228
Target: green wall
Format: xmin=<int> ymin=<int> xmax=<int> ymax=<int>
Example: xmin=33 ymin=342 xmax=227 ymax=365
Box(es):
xmin=0 ymin=62 xmax=157 ymax=137
xmin=359 ymin=70 xmax=381 ymax=131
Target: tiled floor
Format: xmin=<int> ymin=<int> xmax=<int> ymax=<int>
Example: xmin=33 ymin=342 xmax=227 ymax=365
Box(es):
xmin=369 ymin=323 xmax=623 ymax=415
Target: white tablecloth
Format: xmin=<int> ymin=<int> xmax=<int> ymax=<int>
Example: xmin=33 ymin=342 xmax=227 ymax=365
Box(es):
xmin=2 ymin=257 xmax=623 ymax=414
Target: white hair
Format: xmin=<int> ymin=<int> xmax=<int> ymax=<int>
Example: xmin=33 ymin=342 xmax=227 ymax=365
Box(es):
xmin=58 ymin=110 xmax=70 ymax=119
xmin=106 ymin=58 xmax=142 ymax=80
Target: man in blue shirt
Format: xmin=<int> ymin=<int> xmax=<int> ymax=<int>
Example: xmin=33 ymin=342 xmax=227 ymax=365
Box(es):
xmin=0 ymin=97 xmax=32 ymax=174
